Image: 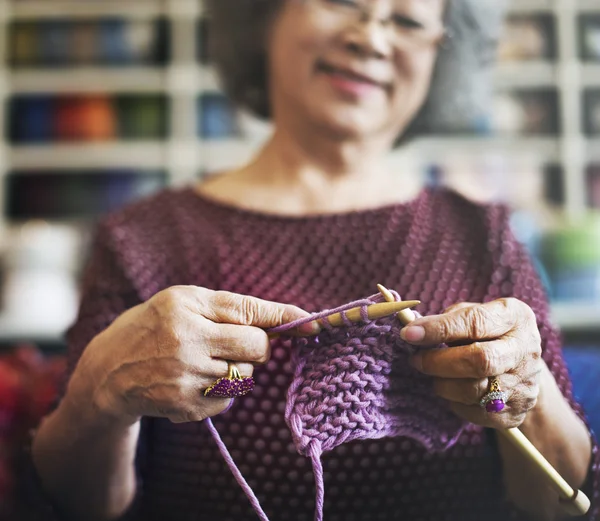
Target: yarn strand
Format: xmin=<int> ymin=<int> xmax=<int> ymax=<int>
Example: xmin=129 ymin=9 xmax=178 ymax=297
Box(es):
xmin=309 ymin=442 xmax=325 ymax=521
xmin=204 ymin=418 xmax=270 ymax=521
xmin=267 ymin=292 xmax=393 ymax=334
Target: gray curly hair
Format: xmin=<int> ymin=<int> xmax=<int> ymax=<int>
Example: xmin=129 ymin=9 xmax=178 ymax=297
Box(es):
xmin=205 ymin=0 xmax=507 ymax=141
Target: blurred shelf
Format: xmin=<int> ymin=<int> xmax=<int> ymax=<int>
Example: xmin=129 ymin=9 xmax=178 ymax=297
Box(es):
xmin=199 ymin=136 xmax=564 ymax=172
xmin=588 ymin=139 xmax=600 ymax=162
xmin=578 ymin=0 xmax=600 ymax=12
xmin=195 ymin=66 xmax=220 ymax=92
xmin=10 ymin=68 xmax=166 ymax=94
xmin=10 ymin=62 xmax=595 ymax=96
xmin=8 ymin=66 xmax=220 ymax=94
xmin=494 ymin=62 xmax=557 ymax=88
xmin=507 ymin=0 xmax=554 ymax=14
xmin=551 ymin=302 xmax=600 ymax=330
xmin=407 ymin=136 xmax=561 ymax=162
xmin=6 ymin=0 xmax=203 ymax=19
xmin=0 ymin=137 xmax=569 ymax=171
xmin=7 ymin=142 xmax=168 ymax=169
xmin=9 ymin=0 xmax=165 ymax=19
xmin=0 ymin=315 xmax=67 ymax=351
xmin=582 ymin=64 xmax=600 ymax=87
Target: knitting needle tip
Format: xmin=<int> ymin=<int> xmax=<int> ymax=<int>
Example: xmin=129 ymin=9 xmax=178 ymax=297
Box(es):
xmin=376 ymin=284 xmax=418 ymax=324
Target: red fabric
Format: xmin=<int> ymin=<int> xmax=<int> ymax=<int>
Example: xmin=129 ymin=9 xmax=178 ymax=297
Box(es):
xmin=55 ymin=186 xmax=599 ymax=520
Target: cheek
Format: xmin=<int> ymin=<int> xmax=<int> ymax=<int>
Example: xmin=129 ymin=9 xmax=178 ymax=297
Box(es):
xmin=269 ymin=19 xmax=326 ymax=95
xmin=390 ymin=51 xmax=437 ymax=111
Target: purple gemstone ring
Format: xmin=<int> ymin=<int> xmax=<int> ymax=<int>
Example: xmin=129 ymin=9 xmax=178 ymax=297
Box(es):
xmin=204 ymin=361 xmax=255 ymax=398
xmin=479 ymin=377 xmax=507 ymax=413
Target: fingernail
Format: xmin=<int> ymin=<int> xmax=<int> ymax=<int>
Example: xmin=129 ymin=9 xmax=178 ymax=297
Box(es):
xmin=401 ymin=325 xmax=425 ymax=342
xmin=409 ymin=354 xmax=423 ymax=372
xmin=299 ymin=320 xmax=321 ymax=336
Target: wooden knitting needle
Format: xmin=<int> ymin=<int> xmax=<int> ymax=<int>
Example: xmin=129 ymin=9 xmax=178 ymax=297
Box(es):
xmin=267 ymin=299 xmax=421 ymax=339
xmin=377 ymin=284 xmax=590 ymax=516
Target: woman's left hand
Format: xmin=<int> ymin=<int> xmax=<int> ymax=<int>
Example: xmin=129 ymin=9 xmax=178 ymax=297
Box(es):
xmin=400 ymin=298 xmax=544 ymax=429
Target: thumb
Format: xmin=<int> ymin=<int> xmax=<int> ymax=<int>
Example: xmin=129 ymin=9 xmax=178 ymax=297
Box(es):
xmin=204 ymin=290 xmax=319 ymax=334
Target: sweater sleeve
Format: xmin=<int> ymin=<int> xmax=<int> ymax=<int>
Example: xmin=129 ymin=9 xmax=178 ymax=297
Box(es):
xmin=16 ymin=220 xmax=146 ymax=521
xmin=488 ymin=205 xmax=600 ymax=519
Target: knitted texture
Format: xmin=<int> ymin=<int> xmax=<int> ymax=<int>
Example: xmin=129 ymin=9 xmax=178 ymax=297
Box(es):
xmin=25 ymin=186 xmax=598 ymax=521
xmin=204 ymin=292 xmax=467 ymax=521
xmin=275 ymin=293 xmax=465 ymax=521
xmin=273 ymin=293 xmax=465 ymax=458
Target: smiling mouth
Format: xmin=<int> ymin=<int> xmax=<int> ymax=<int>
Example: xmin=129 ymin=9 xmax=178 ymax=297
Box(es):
xmin=317 ymin=62 xmax=389 ymax=89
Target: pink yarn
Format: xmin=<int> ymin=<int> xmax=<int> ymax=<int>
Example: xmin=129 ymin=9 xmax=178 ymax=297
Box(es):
xmin=205 ymin=292 xmax=467 ymax=521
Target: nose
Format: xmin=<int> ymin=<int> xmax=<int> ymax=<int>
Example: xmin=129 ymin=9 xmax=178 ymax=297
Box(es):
xmin=341 ymin=17 xmax=393 ymax=60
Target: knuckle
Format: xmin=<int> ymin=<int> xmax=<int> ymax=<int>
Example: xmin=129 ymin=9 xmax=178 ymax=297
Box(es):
xmin=149 ymin=289 xmax=186 ymax=332
xmin=529 ymin=328 xmax=542 ymax=355
xmin=169 ymin=409 xmax=202 ymax=424
xmin=470 ymin=344 xmax=495 ymax=377
xmin=465 ymin=307 xmax=490 ymax=339
xmin=245 ymin=337 xmax=270 ymax=364
xmin=210 ymin=290 xmax=236 ymax=314
xmin=436 ymin=318 xmax=455 ymax=342
xmin=498 ymin=297 xmax=522 ymax=318
xmin=187 ymin=409 xmax=208 ymax=422
xmin=506 ymin=413 xmax=527 ymax=429
xmin=153 ymin=287 xmax=183 ymax=310
xmin=239 ymin=296 xmax=260 ymax=326
xmin=212 ymin=292 xmax=261 ymax=326
xmin=524 ymin=393 xmax=538 ymax=412
xmin=470 ymin=379 xmax=486 ymax=401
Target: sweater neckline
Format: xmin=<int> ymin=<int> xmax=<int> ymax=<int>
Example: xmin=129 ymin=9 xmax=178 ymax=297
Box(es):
xmin=184 ymin=185 xmax=430 ymax=223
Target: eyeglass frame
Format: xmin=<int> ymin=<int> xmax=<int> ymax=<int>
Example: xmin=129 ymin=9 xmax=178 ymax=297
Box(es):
xmin=306 ymin=0 xmax=453 ymax=51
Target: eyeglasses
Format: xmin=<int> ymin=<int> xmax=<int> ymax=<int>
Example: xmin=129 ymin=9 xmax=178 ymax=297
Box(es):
xmin=307 ymin=0 xmax=448 ymax=50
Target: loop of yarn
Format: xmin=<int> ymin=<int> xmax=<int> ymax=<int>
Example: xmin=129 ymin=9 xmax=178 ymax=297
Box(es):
xmin=204 ymin=293 xmax=467 ymax=521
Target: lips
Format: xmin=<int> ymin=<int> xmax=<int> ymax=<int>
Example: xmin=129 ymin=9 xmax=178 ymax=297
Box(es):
xmin=317 ymin=61 xmax=389 ymax=89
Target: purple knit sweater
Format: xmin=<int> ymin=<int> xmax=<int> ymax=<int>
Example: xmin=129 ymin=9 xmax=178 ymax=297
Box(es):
xmin=38 ymin=186 xmax=600 ymax=520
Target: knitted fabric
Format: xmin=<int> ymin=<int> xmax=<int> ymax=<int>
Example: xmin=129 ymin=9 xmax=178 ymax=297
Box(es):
xmin=25 ymin=187 xmax=599 ymax=521
xmin=207 ymin=291 xmax=466 ymax=521
xmin=273 ymin=293 xmax=465 ymax=456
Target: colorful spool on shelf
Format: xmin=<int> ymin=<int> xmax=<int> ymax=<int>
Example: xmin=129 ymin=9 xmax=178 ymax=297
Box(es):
xmin=4 ymin=170 xmax=167 ymax=220
xmin=9 ymin=18 xmax=170 ymax=67
xmin=9 ymin=95 xmax=168 ymax=143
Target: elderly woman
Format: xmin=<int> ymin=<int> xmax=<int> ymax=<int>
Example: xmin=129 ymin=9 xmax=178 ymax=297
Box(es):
xmin=30 ymin=1 xmax=598 ymax=520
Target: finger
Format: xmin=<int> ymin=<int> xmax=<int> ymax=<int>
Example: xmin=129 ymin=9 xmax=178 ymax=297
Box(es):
xmin=400 ymin=298 xmax=519 ymax=345
xmin=410 ymin=339 xmax=526 ymax=378
xmin=168 ymin=396 xmax=234 ymax=423
xmin=145 ymin=372 xmax=237 ymax=423
xmin=208 ymin=323 xmax=272 ymax=364
xmin=433 ymin=374 xmax=518 ymax=406
xmin=200 ymin=357 xmax=256 ymax=380
xmin=449 ymin=401 xmax=526 ymax=430
xmin=202 ymin=290 xmax=319 ymax=335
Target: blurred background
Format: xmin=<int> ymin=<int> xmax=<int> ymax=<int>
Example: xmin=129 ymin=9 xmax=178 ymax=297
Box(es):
xmin=0 ymin=0 xmax=599 ymax=516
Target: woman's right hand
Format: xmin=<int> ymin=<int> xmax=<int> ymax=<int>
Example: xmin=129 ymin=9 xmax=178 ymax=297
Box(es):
xmin=67 ymin=286 xmax=316 ymax=425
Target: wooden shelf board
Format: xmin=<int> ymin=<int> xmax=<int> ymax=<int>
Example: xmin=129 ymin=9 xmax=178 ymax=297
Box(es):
xmin=7 ymin=142 xmax=168 ymax=169
xmin=494 ymin=62 xmax=558 ymax=89
xmin=582 ymin=64 xmax=600 ymax=87
xmin=507 ymin=0 xmax=554 ymax=14
xmin=551 ymin=301 xmax=600 ymax=330
xmin=9 ymin=1 xmax=165 ymax=19
xmin=10 ymin=68 xmax=166 ymax=94
xmin=407 ymin=136 xmax=561 ymax=162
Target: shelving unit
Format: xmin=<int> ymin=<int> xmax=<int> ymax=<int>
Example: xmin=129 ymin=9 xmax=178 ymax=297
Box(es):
xmin=0 ymin=0 xmax=599 ymax=338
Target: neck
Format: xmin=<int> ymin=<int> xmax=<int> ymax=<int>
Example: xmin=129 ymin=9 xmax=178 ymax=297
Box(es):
xmin=256 ymin=127 xmax=388 ymax=184
xmin=198 ymin=129 xmax=422 ymax=216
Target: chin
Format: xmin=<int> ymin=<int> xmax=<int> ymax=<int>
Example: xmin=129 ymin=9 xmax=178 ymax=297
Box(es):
xmin=311 ymin=106 xmax=392 ymax=141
